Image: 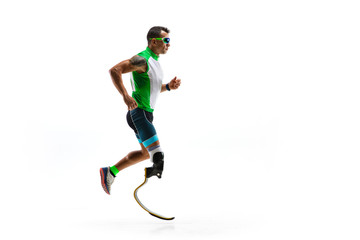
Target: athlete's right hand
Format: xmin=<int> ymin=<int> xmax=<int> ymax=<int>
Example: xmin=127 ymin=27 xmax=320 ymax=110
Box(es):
xmin=124 ymin=95 xmax=138 ymax=110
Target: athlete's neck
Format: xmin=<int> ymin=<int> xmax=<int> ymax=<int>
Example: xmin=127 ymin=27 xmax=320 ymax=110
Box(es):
xmin=148 ymin=46 xmax=160 ymax=56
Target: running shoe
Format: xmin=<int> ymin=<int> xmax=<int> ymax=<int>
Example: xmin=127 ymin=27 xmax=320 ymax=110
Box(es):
xmin=100 ymin=167 xmax=115 ymax=195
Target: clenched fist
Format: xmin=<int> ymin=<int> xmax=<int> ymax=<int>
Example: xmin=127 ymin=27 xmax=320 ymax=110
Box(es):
xmin=169 ymin=76 xmax=181 ymax=90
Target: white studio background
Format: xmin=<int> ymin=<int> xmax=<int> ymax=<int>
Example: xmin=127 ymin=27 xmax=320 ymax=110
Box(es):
xmin=0 ymin=0 xmax=359 ymax=239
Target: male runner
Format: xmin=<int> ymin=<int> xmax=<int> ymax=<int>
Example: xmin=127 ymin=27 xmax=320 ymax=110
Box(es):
xmin=100 ymin=26 xmax=181 ymax=195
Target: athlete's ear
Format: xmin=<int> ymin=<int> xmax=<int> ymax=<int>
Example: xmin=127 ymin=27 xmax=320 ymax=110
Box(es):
xmin=149 ymin=39 xmax=154 ymax=47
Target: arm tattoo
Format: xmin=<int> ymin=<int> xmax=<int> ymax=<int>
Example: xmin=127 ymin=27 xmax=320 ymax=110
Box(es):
xmin=130 ymin=55 xmax=146 ymax=67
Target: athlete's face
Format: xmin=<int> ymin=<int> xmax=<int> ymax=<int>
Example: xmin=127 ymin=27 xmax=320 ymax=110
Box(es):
xmin=159 ymin=31 xmax=170 ymax=54
xmin=152 ymin=31 xmax=170 ymax=55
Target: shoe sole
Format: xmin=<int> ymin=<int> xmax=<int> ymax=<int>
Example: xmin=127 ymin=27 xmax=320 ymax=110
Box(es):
xmin=100 ymin=168 xmax=110 ymax=195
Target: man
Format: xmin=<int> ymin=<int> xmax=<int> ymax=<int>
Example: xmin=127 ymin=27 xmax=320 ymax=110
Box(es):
xmin=100 ymin=26 xmax=181 ymax=195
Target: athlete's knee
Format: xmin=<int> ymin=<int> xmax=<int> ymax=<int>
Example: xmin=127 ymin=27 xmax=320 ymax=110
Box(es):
xmin=142 ymin=149 xmax=150 ymax=160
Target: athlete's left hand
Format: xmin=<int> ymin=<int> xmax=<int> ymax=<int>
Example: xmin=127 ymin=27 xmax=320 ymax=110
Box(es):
xmin=169 ymin=76 xmax=181 ymax=90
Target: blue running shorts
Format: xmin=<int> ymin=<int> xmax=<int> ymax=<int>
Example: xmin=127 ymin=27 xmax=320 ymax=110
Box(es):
xmin=126 ymin=108 xmax=159 ymax=147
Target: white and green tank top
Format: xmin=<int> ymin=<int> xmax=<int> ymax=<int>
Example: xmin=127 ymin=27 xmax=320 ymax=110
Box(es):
xmin=130 ymin=47 xmax=163 ymax=112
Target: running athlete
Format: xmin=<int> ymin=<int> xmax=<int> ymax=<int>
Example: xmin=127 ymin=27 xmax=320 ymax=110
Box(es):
xmin=100 ymin=26 xmax=181 ymax=195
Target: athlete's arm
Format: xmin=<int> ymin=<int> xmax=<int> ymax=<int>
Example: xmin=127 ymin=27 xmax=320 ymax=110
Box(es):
xmin=161 ymin=76 xmax=182 ymax=92
xmin=109 ymin=55 xmax=147 ymax=110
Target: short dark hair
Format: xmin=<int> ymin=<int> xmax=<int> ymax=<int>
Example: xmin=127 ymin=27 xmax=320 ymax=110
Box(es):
xmin=147 ymin=26 xmax=170 ymax=45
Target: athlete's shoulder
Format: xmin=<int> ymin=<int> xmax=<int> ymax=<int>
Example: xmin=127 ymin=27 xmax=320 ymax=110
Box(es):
xmin=130 ymin=55 xmax=146 ymax=67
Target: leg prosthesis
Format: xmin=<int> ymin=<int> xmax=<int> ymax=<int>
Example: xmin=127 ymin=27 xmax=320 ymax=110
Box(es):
xmin=146 ymin=151 xmax=164 ymax=179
